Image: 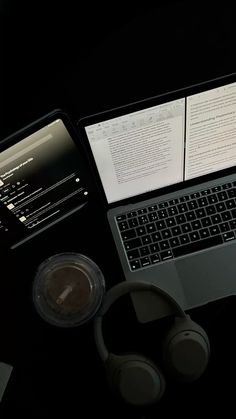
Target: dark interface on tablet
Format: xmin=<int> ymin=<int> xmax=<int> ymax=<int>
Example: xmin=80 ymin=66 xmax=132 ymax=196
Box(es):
xmin=0 ymin=118 xmax=89 ymax=248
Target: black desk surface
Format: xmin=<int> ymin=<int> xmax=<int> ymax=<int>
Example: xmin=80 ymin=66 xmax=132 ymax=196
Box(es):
xmin=2 ymin=2 xmax=236 ymax=417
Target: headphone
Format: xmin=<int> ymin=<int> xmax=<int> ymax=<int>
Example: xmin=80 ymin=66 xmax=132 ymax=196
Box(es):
xmin=94 ymin=281 xmax=210 ymax=407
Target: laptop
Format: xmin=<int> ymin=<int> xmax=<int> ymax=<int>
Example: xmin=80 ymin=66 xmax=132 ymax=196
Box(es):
xmin=77 ymin=72 xmax=236 ymax=323
xmin=0 ymin=110 xmax=89 ymax=250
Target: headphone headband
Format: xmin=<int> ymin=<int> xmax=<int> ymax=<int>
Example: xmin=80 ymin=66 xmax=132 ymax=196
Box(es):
xmin=94 ymin=281 xmax=187 ymax=362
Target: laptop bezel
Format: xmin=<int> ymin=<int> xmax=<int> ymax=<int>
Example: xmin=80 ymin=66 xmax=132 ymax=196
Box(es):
xmin=77 ymin=72 xmax=236 ymax=210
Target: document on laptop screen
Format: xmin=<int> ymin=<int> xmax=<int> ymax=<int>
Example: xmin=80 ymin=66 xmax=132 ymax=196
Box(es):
xmin=85 ymin=80 xmax=236 ymax=205
xmin=85 ymin=99 xmax=185 ymax=203
xmin=185 ymin=82 xmax=236 ymax=179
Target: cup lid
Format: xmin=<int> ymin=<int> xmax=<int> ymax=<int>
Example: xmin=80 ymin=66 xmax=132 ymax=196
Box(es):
xmin=32 ymin=253 xmax=105 ymax=327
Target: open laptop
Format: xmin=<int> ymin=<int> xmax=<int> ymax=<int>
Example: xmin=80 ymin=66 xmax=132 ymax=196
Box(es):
xmin=0 ymin=110 xmax=89 ymax=250
xmin=77 ymin=73 xmax=236 ymax=323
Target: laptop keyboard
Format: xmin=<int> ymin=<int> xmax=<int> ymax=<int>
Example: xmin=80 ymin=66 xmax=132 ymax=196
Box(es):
xmin=116 ymin=181 xmax=236 ymax=271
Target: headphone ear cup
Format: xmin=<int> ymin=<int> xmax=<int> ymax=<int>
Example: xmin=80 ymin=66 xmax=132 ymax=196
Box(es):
xmin=105 ymin=353 xmax=166 ymax=406
xmin=163 ymin=315 xmax=210 ymax=382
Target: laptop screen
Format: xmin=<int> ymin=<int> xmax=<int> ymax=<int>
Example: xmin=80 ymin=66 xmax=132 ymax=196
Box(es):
xmin=0 ymin=116 xmax=89 ymax=249
xmin=83 ymin=79 xmax=236 ymax=204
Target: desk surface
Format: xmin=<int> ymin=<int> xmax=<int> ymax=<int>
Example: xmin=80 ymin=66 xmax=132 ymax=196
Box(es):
xmin=2 ymin=2 xmax=236 ymax=417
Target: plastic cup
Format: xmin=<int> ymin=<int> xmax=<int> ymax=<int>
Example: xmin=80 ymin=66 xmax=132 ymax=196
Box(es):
xmin=32 ymin=253 xmax=105 ymax=327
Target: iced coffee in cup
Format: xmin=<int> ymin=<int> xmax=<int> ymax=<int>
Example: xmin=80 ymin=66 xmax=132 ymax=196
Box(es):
xmin=32 ymin=253 xmax=105 ymax=327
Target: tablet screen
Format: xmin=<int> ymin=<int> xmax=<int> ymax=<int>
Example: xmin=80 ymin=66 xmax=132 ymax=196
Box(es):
xmin=0 ymin=116 xmax=89 ymax=249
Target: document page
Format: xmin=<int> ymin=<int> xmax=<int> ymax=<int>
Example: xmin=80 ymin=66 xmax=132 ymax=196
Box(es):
xmin=86 ymin=99 xmax=185 ymax=203
xmin=185 ymin=82 xmax=236 ymax=179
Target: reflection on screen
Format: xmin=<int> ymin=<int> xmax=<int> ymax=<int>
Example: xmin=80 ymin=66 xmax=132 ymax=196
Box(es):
xmin=85 ymin=81 xmax=236 ymax=204
xmin=0 ymin=119 xmax=88 ymax=246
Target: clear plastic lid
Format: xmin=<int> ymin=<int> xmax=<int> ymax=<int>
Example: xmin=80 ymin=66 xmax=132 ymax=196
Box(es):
xmin=32 ymin=253 xmax=105 ymax=327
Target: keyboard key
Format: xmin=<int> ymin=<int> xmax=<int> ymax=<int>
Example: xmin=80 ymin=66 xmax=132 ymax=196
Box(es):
xmin=180 ymin=195 xmax=190 ymax=202
xmin=136 ymin=226 xmax=146 ymax=236
xmin=171 ymin=226 xmax=182 ymax=236
xmin=141 ymin=235 xmax=152 ymax=245
xmin=169 ymin=237 xmax=180 ymax=247
xmin=189 ymin=231 xmax=200 ymax=241
xmin=223 ymin=232 xmax=235 ymax=241
xmin=209 ymin=225 xmax=220 ymax=235
xmin=212 ymin=186 xmax=221 ymax=192
xmin=176 ymin=214 xmax=186 ymax=224
xmin=160 ymin=240 xmax=170 ymax=250
xmin=121 ymin=229 xmax=136 ymax=240
xmin=179 ymin=234 xmax=190 ymax=245
xmin=201 ymin=217 xmax=212 ymax=227
xmin=222 ymin=183 xmax=232 ymax=190
xmin=219 ymin=222 xmax=230 ymax=233
xmin=229 ymin=219 xmax=236 ymax=229
xmin=116 ymin=215 xmax=126 ymax=221
xmin=148 ymin=212 xmax=158 ymax=222
xmin=226 ymin=199 xmax=236 ymax=209
xmin=146 ymin=223 xmax=156 ymax=233
xmin=191 ymin=220 xmax=201 ymax=230
xmin=169 ymin=199 xmax=179 ymax=205
xmin=173 ymin=235 xmax=223 ymax=257
xmin=177 ymin=203 xmax=188 ymax=213
xmin=195 ymin=208 xmax=206 ymax=218
xmin=150 ymin=243 xmax=160 ymax=253
xmin=158 ymin=209 xmax=168 ymax=218
xmin=208 ymin=195 xmax=218 ymax=204
xmin=138 ymin=215 xmax=149 ymax=224
xmin=216 ymin=202 xmax=226 ymax=212
xmin=199 ymin=228 xmax=210 ymax=239
xmin=130 ymin=260 xmax=141 ymax=271
xmin=227 ymin=189 xmax=236 ymax=198
xmin=160 ymin=250 xmax=173 ymax=261
xmin=190 ymin=192 xmax=200 ymax=199
xmin=140 ymin=257 xmax=151 ymax=267
xmin=159 ymin=202 xmax=168 ymax=209
xmin=150 ymin=254 xmax=160 ymax=264
xmin=221 ymin=211 xmax=231 ymax=221
xmin=127 ymin=249 xmax=139 ymax=260
xmin=118 ymin=221 xmax=129 ymax=231
xmin=201 ymin=189 xmax=211 ymax=195
xmin=187 ymin=200 xmax=198 ymax=210
xmin=140 ymin=246 xmax=150 ymax=256
xmin=127 ymin=211 xmax=137 ymax=218
xmin=162 ymin=229 xmax=172 ymax=239
xmin=156 ymin=220 xmax=166 ymax=230
xmin=152 ymin=232 xmax=162 ymax=242
xmin=128 ymin=218 xmax=139 ymax=228
xmin=198 ymin=197 xmax=208 ymax=207
xmin=137 ymin=208 xmax=147 ymax=215
xmin=166 ymin=217 xmax=176 ymax=227
xmin=124 ymin=238 xmax=142 ymax=250
xmin=182 ymin=223 xmax=192 ymax=233
xmin=168 ymin=206 xmax=178 ymax=216
xmin=148 ymin=205 xmax=158 ymax=211
xmin=232 ymin=209 xmax=236 ymax=218
xmin=211 ymin=214 xmax=221 ymax=224
xmin=186 ymin=211 xmax=196 ymax=221
xmin=217 ymin=191 xmax=228 ymax=201
xmin=206 ymin=205 xmax=216 ymax=215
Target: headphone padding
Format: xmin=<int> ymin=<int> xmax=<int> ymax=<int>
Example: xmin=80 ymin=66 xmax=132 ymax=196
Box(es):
xmin=163 ymin=316 xmax=210 ymax=382
xmin=105 ymin=353 xmax=166 ymax=406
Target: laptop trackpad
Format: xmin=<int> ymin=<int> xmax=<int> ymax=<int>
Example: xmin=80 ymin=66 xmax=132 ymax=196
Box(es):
xmin=176 ymin=242 xmax=236 ymax=308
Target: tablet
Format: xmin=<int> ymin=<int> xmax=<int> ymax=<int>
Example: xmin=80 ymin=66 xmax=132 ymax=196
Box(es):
xmin=0 ymin=110 xmax=89 ymax=250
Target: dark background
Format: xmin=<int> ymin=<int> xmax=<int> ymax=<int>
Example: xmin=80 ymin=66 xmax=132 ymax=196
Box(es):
xmin=2 ymin=1 xmax=236 ymax=418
